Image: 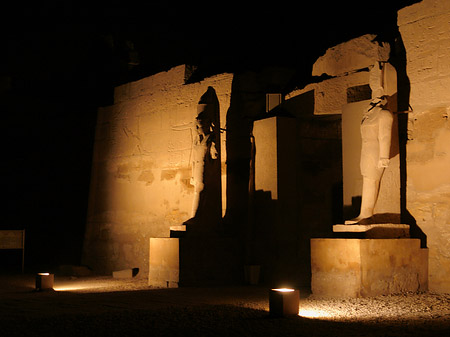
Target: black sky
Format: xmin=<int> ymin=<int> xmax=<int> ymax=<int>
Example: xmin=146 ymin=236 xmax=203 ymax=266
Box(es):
xmin=0 ymin=0 xmax=419 ymax=270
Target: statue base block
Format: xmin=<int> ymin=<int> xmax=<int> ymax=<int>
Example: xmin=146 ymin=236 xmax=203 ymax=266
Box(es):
xmin=170 ymin=225 xmax=186 ymax=238
xmin=148 ymin=238 xmax=180 ymax=288
xmin=311 ymin=238 xmax=428 ymax=297
xmin=148 ymin=236 xmax=242 ymax=288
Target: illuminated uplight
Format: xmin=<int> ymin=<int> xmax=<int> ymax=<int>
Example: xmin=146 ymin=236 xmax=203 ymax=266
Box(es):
xmin=272 ymin=288 xmax=295 ymax=292
xmin=269 ymin=288 xmax=300 ymax=317
xmin=35 ymin=273 xmax=54 ymax=291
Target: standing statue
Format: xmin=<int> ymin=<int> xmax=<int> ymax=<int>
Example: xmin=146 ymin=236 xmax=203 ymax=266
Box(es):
xmin=172 ymin=87 xmax=219 ymax=219
xmin=346 ymin=61 xmax=397 ymax=224
xmin=190 ymin=92 xmax=219 ymax=218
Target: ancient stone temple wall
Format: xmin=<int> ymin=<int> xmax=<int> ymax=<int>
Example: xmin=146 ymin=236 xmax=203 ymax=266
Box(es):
xmin=398 ymin=0 xmax=450 ymax=293
xmin=288 ymin=34 xmax=399 ymax=220
xmin=289 ymin=11 xmax=450 ymax=293
xmin=83 ymin=65 xmax=233 ymax=274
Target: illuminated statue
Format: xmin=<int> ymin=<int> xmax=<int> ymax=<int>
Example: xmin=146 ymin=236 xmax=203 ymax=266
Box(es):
xmin=172 ymin=87 xmax=219 ymax=219
xmin=190 ymin=96 xmax=219 ymax=217
xmin=346 ymin=61 xmax=397 ymax=224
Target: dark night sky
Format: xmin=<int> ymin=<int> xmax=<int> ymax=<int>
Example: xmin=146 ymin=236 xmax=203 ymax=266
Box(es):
xmin=0 ymin=0 xmax=419 ymax=270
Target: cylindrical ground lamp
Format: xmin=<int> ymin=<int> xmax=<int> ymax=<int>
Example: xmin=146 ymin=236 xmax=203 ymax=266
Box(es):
xmin=269 ymin=288 xmax=300 ymax=317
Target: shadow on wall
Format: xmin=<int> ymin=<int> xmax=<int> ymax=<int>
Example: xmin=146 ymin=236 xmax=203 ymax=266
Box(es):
xmin=393 ymin=35 xmax=427 ymax=248
xmin=231 ymin=84 xmax=343 ymax=288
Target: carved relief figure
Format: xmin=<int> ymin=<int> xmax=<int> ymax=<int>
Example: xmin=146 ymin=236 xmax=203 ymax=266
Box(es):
xmin=346 ymin=62 xmax=397 ymax=224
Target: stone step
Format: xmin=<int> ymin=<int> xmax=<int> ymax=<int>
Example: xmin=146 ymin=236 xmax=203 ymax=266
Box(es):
xmin=333 ymin=223 xmax=410 ymax=238
xmin=170 ymin=225 xmax=186 ymax=238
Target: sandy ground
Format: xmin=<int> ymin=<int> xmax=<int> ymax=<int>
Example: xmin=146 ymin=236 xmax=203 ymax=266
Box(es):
xmin=0 ymin=274 xmax=449 ymax=336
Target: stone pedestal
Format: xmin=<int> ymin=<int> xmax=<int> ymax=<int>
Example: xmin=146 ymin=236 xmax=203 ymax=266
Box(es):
xmin=148 ymin=238 xmax=180 ymax=288
xmin=148 ymin=236 xmax=242 ymax=288
xmin=311 ymin=238 xmax=428 ymax=297
xmin=170 ymin=225 xmax=186 ymax=238
xmin=333 ymin=223 xmax=410 ymax=238
xmin=252 ymin=116 xmax=300 ymax=286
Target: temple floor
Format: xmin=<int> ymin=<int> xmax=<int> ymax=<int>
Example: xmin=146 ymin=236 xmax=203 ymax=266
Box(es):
xmin=0 ymin=274 xmax=449 ymax=336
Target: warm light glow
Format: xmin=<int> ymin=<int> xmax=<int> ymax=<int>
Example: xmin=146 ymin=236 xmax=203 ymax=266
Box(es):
xmin=52 ymin=277 xmax=138 ymax=293
xmin=298 ymin=308 xmax=334 ymax=319
xmin=54 ymin=285 xmax=97 ymax=292
xmin=38 ymin=273 xmax=50 ymax=276
xmin=272 ymin=288 xmax=295 ymax=292
xmin=53 ymin=282 xmax=106 ymax=292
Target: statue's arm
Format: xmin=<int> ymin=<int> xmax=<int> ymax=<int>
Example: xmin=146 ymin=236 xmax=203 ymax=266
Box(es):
xmin=210 ymin=141 xmax=218 ymax=159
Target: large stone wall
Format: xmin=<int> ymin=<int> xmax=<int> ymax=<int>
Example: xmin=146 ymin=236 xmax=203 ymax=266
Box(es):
xmin=288 ymin=6 xmax=450 ymax=292
xmin=398 ymin=0 xmax=450 ymax=293
xmin=83 ymin=65 xmax=233 ymax=274
xmin=287 ymin=34 xmax=390 ymax=115
xmin=287 ymin=35 xmax=398 ymax=220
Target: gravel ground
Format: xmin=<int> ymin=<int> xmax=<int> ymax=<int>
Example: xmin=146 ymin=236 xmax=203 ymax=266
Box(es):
xmin=0 ymin=275 xmax=449 ymax=336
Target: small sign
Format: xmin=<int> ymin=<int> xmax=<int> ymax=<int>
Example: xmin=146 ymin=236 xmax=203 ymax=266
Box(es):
xmin=0 ymin=230 xmax=25 ymax=272
xmin=0 ymin=230 xmax=24 ymax=249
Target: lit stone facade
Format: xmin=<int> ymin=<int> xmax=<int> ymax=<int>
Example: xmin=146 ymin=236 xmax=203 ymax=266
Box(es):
xmin=83 ymin=65 xmax=232 ymax=274
xmin=83 ymin=1 xmax=450 ymax=293
xmin=398 ymin=0 xmax=450 ymax=293
xmin=287 ymin=0 xmax=450 ymax=293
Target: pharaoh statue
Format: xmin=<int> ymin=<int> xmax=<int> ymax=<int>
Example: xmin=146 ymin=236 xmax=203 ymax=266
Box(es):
xmin=190 ymin=90 xmax=219 ymax=217
xmin=172 ymin=87 xmax=219 ymax=219
xmin=345 ymin=61 xmax=397 ymax=225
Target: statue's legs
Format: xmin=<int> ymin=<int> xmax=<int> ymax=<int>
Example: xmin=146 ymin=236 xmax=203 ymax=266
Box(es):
xmin=191 ymin=180 xmax=204 ymax=218
xmin=359 ymin=176 xmax=380 ymax=219
xmin=346 ymin=176 xmax=381 ymax=224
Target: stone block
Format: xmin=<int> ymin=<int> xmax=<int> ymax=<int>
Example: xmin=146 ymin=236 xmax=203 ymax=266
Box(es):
xmin=148 ymin=236 xmax=242 ymax=287
xmin=360 ymin=240 xmax=428 ymax=296
xmin=178 ymin=237 xmax=243 ymax=286
xmin=286 ymin=71 xmax=370 ymax=115
xmin=170 ymin=225 xmax=186 ymax=238
xmin=312 ymin=34 xmax=390 ymax=77
xmin=347 ymin=84 xmax=371 ymax=103
xmin=148 ymin=238 xmax=179 ymax=288
xmin=311 ymin=239 xmax=362 ymax=297
xmin=311 ymin=238 xmax=428 ymax=297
